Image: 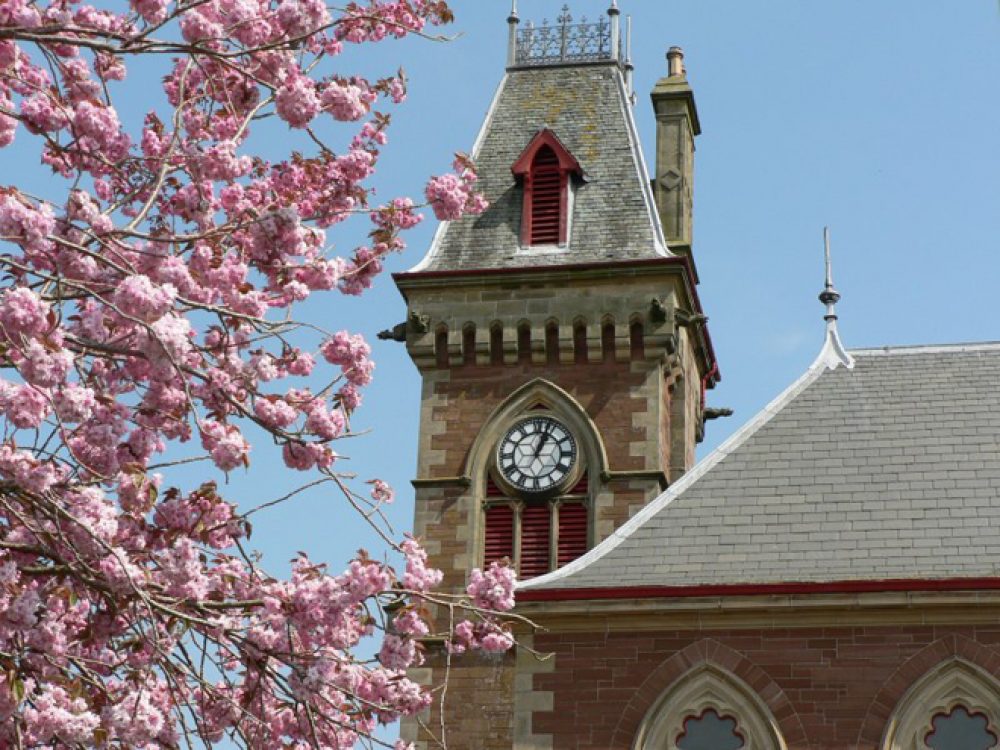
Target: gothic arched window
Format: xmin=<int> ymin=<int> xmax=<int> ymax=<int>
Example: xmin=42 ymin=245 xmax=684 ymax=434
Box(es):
xmin=633 ymin=664 xmax=786 ymax=750
xmin=512 ymin=129 xmax=583 ymax=248
xmin=882 ymin=659 xmax=1000 ymax=750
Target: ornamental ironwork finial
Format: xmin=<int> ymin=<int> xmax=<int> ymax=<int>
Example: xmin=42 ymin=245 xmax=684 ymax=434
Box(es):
xmin=512 ymin=3 xmax=618 ymax=67
xmin=812 ymin=226 xmax=855 ymax=370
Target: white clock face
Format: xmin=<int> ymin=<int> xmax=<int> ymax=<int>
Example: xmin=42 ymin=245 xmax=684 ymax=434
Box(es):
xmin=496 ymin=416 xmax=577 ymax=494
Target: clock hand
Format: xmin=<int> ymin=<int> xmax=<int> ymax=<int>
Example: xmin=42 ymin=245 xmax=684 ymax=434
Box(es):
xmin=533 ymin=429 xmax=550 ymax=458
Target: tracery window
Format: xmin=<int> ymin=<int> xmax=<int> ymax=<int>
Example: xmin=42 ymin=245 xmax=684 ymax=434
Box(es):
xmin=925 ymin=707 xmax=998 ymax=750
xmin=881 ymin=658 xmax=1000 ymax=750
xmin=676 ymin=709 xmax=745 ymax=750
xmin=633 ymin=664 xmax=786 ymax=750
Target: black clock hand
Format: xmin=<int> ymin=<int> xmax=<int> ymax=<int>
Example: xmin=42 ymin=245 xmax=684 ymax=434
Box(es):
xmin=533 ymin=426 xmax=551 ymax=458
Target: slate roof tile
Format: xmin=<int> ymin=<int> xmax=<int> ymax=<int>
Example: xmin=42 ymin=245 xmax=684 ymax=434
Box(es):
xmin=520 ymin=342 xmax=1000 ymax=590
xmin=409 ymin=63 xmax=665 ymax=273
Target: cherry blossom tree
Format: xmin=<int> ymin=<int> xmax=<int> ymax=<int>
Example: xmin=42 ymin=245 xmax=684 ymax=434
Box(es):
xmin=0 ymin=1 xmax=513 ymax=747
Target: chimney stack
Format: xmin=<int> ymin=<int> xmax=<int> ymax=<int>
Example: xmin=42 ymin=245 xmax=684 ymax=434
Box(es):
xmin=650 ymin=46 xmax=701 ymax=256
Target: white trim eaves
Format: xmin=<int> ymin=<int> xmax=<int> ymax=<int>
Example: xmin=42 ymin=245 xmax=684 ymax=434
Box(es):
xmin=405 ymin=74 xmax=510 ymax=274
xmin=613 ymin=67 xmax=671 ymax=258
xmin=517 ymin=342 xmax=847 ymax=591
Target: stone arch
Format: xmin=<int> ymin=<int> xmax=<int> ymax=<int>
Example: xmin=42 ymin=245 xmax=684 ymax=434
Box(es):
xmin=859 ymin=635 xmax=1000 ymax=748
xmin=464 ymin=377 xmax=608 ymax=483
xmin=630 ymin=664 xmax=788 ymax=750
xmin=879 ymin=656 xmax=1000 ymax=750
xmin=611 ymin=640 xmax=803 ymax=750
xmin=464 ymin=379 xmax=608 ymax=576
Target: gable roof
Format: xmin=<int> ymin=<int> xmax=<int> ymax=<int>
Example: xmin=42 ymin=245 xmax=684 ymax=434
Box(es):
xmin=408 ymin=62 xmax=667 ymax=273
xmin=519 ymin=341 xmax=1000 ymax=593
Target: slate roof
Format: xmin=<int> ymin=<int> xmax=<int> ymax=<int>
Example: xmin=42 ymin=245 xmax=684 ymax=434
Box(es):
xmin=520 ymin=341 xmax=1000 ymax=591
xmin=409 ymin=62 xmax=667 ymax=273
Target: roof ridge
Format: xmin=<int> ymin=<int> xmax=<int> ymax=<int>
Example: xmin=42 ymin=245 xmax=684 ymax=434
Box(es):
xmin=850 ymin=341 xmax=1000 ymax=356
xmin=517 ymin=351 xmax=837 ymax=591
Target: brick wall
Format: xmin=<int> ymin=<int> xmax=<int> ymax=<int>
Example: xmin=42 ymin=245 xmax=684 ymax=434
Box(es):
xmin=526 ymin=623 xmax=1000 ymax=749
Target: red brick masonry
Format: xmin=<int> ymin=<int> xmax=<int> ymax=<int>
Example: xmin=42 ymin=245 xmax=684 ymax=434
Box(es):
xmin=530 ymin=625 xmax=1000 ymax=749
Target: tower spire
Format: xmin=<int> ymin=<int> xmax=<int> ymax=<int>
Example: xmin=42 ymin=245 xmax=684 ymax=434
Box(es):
xmin=813 ymin=227 xmax=855 ymax=370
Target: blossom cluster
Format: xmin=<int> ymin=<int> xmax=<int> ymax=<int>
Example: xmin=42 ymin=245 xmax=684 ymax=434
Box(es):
xmin=0 ymin=0 xmax=507 ymax=747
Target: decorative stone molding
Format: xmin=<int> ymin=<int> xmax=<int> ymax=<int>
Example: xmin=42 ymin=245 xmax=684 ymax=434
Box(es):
xmin=630 ymin=662 xmax=787 ymax=750
xmin=881 ymin=658 xmax=1000 ymax=750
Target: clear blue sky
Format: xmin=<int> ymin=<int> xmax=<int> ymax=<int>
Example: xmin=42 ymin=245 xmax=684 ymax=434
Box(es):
xmin=3 ymin=0 xmax=999 ymax=697
xmin=1 ymin=1 xmax=996 ymax=746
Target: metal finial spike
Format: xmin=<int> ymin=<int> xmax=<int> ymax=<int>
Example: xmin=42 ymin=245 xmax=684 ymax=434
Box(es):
xmin=818 ymin=226 xmax=841 ymax=315
xmin=812 ymin=226 xmax=854 ymax=371
xmin=509 ymin=0 xmax=518 ymax=19
xmin=823 ymin=226 xmax=834 ymax=290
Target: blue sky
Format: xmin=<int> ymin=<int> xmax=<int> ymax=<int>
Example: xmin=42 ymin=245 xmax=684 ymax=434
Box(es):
xmin=1 ymin=0 xmax=996 ymax=745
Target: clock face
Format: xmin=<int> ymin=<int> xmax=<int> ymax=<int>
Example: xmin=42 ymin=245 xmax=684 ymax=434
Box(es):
xmin=496 ymin=416 xmax=577 ymax=494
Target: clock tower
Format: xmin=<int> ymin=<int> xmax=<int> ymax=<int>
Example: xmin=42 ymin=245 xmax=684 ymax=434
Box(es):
xmin=391 ymin=6 xmax=720 ymax=747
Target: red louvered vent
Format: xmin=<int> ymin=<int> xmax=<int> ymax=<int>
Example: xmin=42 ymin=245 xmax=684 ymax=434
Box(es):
xmin=485 ymin=477 xmax=505 ymax=497
xmin=529 ymin=146 xmax=563 ymax=246
xmin=557 ymin=502 xmax=588 ymax=567
xmin=567 ymin=474 xmax=588 ymax=496
xmin=484 ymin=504 xmax=514 ymax=566
xmin=519 ymin=504 xmax=552 ymax=579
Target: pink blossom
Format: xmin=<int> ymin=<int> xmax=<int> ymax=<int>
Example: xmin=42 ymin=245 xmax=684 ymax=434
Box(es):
xmin=0 ymin=287 xmax=51 ymax=339
xmin=321 ymin=81 xmax=374 ymax=122
xmin=132 ymin=0 xmax=170 ymax=25
xmin=254 ymin=396 xmax=298 ymax=429
xmin=378 ymin=634 xmax=417 ymax=671
xmin=304 ymin=403 xmax=344 ymax=440
xmin=200 ymin=420 xmax=250 ymax=471
xmin=401 ymin=538 xmax=442 ymax=593
xmin=54 ymin=383 xmax=96 ymax=422
xmin=369 ymin=479 xmax=394 ymax=504
xmin=21 ymin=685 xmax=100 ymax=744
xmin=282 ymin=440 xmax=333 ymax=470
xmin=0 ymin=196 xmax=55 ymax=255
xmin=466 ymin=561 xmax=516 ymax=612
xmin=18 ymin=338 xmax=73 ymax=388
xmin=276 ymin=0 xmax=330 ymax=37
xmin=0 ymin=383 xmax=50 ymax=428
xmin=275 ymin=76 xmax=320 ymax=128
xmin=113 ymin=274 xmax=177 ymax=322
xmin=20 ymin=93 xmax=69 ymax=133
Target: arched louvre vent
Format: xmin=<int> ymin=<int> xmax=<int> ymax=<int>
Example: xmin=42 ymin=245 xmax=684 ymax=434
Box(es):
xmin=484 ymin=504 xmax=514 ymax=566
xmin=512 ymin=129 xmax=582 ymax=248
xmin=557 ymin=502 xmax=588 ymax=567
xmin=485 ymin=477 xmax=505 ymax=497
xmin=529 ymin=145 xmax=562 ymax=245
xmin=519 ymin=504 xmax=552 ymax=579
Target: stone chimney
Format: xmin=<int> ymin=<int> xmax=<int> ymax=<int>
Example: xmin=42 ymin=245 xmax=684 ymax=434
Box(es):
xmin=650 ymin=46 xmax=701 ymax=256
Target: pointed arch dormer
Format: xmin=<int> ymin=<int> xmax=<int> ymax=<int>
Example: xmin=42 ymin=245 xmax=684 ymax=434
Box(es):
xmin=512 ymin=129 xmax=584 ymax=247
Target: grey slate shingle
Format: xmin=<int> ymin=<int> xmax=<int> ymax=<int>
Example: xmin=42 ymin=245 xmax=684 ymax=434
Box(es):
xmin=413 ymin=63 xmax=664 ymax=272
xmin=523 ymin=343 xmax=1000 ymax=589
